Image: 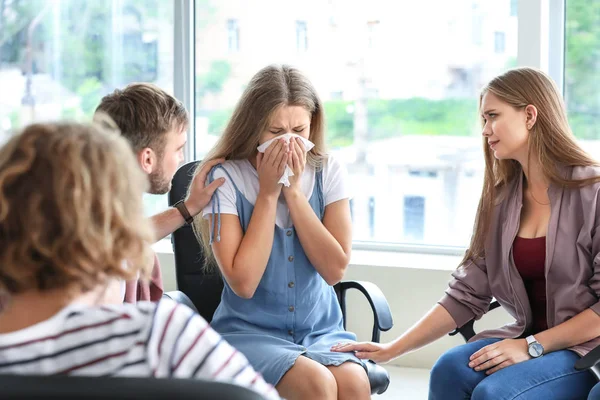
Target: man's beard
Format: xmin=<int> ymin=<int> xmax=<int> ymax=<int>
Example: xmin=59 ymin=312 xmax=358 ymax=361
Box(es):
xmin=148 ymin=166 xmax=171 ymax=195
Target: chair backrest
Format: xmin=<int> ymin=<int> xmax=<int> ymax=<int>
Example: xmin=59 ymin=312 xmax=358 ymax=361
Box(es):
xmin=0 ymin=375 xmax=267 ymax=400
xmin=168 ymin=160 xmax=223 ymax=322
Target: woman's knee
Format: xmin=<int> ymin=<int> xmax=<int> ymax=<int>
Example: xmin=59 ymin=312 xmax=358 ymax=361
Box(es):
xmin=589 ymin=382 xmax=600 ymax=400
xmin=329 ymin=362 xmax=370 ymax=400
xmin=299 ymin=363 xmax=337 ymax=399
xmin=471 ymin=378 xmax=504 ymax=400
xmin=430 ymin=346 xmax=480 ymax=398
xmin=277 ymin=356 xmax=337 ymax=400
xmin=430 ymin=346 xmax=471 ymax=383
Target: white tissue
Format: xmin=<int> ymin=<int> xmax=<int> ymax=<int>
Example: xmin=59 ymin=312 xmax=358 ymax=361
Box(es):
xmin=256 ymin=133 xmax=315 ymax=187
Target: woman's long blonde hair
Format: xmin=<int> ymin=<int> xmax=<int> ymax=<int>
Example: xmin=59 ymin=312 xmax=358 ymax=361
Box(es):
xmin=192 ymin=64 xmax=327 ymax=268
xmin=463 ymin=67 xmax=600 ymax=265
xmin=0 ymin=120 xmax=154 ymax=296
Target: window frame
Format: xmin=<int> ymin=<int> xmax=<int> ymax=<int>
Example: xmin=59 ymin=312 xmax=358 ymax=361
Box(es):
xmin=176 ymin=0 xmax=567 ymax=256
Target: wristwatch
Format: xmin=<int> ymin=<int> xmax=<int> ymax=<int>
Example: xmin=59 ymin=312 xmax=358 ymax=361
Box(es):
xmin=174 ymin=200 xmax=194 ymax=225
xmin=526 ymin=335 xmax=544 ymax=358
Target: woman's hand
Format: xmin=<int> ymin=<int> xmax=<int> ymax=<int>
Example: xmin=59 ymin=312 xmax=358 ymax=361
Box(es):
xmin=257 ymin=138 xmax=288 ymax=199
xmin=469 ymin=338 xmax=530 ymax=375
xmin=283 ymin=137 xmax=306 ymax=195
xmin=330 ymin=341 xmax=395 ymax=364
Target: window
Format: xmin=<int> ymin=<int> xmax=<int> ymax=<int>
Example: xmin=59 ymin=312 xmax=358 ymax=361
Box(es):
xmin=494 ymin=31 xmax=506 ymax=53
xmin=565 ymin=0 xmax=600 ymax=141
xmin=296 ymin=21 xmax=308 ymax=52
xmin=367 ymin=20 xmax=379 ymax=49
xmin=510 ymin=0 xmax=518 ymax=17
xmin=194 ymin=0 xmax=517 ymax=247
xmin=403 ymin=196 xmax=425 ymax=241
xmin=0 ymin=0 xmax=174 ymax=216
xmin=471 ymin=4 xmax=483 ymax=45
xmin=409 ymin=170 xmax=438 ymax=178
xmin=227 ymin=19 xmax=240 ymax=52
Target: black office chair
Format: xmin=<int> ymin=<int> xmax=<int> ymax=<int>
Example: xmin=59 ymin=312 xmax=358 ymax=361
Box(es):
xmin=448 ymin=300 xmax=501 ymax=342
xmin=169 ymin=161 xmax=394 ymax=395
xmin=575 ymin=341 xmax=600 ymax=381
xmin=0 ymin=375 xmax=268 ymax=400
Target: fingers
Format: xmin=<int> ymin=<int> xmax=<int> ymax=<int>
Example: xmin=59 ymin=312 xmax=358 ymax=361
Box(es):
xmin=297 ymin=138 xmax=306 ymax=165
xmin=486 ymin=360 xmax=511 ymax=375
xmin=295 ymin=137 xmax=306 ymax=152
xmin=266 ymin=139 xmax=286 ymax=165
xmin=203 ymin=157 xmax=226 ymax=170
xmin=470 ymin=344 xmax=496 ymax=361
xmin=196 ymin=158 xmax=226 ymax=183
xmin=271 ymin=139 xmax=288 ymax=170
xmin=330 ymin=342 xmax=373 ymax=352
xmin=472 ymin=354 xmax=503 ymax=371
xmin=294 ymin=139 xmax=303 ymax=169
xmin=288 ymin=142 xmax=298 ymax=172
xmin=203 ymin=177 xmax=225 ymax=197
xmin=278 ymin=150 xmax=289 ymax=175
xmin=331 ymin=342 xmax=358 ymax=352
xmin=263 ymin=139 xmax=278 ymax=160
xmin=256 ymin=152 xmax=263 ymax=169
xmin=469 ymin=349 xmax=499 ymax=369
xmin=286 ymin=139 xmax=304 ymax=174
xmin=331 ymin=342 xmax=390 ymax=363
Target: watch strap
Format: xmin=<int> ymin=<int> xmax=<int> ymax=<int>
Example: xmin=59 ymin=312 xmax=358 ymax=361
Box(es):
xmin=526 ymin=335 xmax=537 ymax=345
xmin=174 ymin=200 xmax=194 ymax=224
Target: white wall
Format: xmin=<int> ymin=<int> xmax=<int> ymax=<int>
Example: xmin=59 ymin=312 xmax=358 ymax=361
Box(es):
xmin=156 ymin=247 xmax=513 ymax=369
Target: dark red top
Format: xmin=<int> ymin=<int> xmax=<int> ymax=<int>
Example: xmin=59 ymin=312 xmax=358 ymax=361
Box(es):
xmin=513 ymin=236 xmax=548 ymax=333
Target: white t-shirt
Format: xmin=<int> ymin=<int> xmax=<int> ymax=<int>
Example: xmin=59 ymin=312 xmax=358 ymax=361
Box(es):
xmin=202 ymin=155 xmax=351 ymax=228
xmin=0 ymin=299 xmax=278 ymax=399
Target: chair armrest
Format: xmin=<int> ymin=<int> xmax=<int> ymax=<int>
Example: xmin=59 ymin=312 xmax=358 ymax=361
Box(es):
xmin=448 ymin=300 xmax=501 ymax=342
xmin=338 ymin=280 xmax=393 ymax=343
xmin=162 ymin=290 xmax=199 ymax=314
xmin=575 ymin=344 xmax=600 ymax=381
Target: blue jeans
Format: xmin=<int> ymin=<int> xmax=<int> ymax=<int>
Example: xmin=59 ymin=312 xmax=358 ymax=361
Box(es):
xmin=429 ymin=338 xmax=596 ymax=400
xmin=589 ymin=383 xmax=600 ymax=400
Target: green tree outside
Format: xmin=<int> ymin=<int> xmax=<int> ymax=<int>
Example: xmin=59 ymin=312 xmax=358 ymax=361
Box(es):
xmin=565 ymin=0 xmax=600 ymax=139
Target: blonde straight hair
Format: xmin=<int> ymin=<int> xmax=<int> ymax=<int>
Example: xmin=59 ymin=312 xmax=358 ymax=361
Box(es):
xmin=463 ymin=67 xmax=600 ymax=265
xmin=191 ymin=64 xmax=327 ymax=268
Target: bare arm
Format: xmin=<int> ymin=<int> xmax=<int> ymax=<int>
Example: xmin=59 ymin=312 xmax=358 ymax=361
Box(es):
xmin=332 ymin=303 xmax=457 ymax=363
xmin=282 ymin=138 xmax=351 ymax=285
xmin=284 ymin=192 xmax=352 ymax=285
xmin=211 ymin=140 xmax=288 ymax=298
xmin=387 ymin=304 xmax=457 ymax=358
xmin=150 ymin=158 xmax=225 ymax=242
xmin=211 ymin=194 xmax=278 ymax=299
xmin=535 ymin=308 xmax=600 ymax=353
xmin=151 ymin=208 xmax=187 ymax=242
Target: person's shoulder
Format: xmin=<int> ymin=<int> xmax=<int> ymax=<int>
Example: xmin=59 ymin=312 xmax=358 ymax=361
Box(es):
xmin=568 ymin=165 xmax=600 ymax=202
xmin=570 ymin=165 xmax=600 ymax=181
xmin=322 ymin=153 xmax=345 ymax=174
xmin=212 ymin=159 xmax=252 ymax=180
xmin=56 ymin=301 xmax=159 ymax=337
xmin=86 ymin=301 xmax=159 ymax=321
xmin=322 ymin=153 xmax=335 ymax=167
xmin=153 ymin=298 xmax=207 ymax=323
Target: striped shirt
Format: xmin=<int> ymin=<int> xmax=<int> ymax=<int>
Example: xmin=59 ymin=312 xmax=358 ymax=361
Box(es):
xmin=0 ymin=299 xmax=278 ymax=399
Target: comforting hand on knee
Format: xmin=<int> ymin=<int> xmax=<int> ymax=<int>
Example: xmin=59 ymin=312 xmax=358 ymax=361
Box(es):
xmin=468 ymin=338 xmax=530 ymax=375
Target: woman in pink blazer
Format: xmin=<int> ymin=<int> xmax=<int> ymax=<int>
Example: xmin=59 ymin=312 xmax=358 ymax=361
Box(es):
xmin=333 ymin=67 xmax=600 ymax=399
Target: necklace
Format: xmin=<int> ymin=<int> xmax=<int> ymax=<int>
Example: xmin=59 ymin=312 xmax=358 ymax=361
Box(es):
xmin=529 ymin=189 xmax=550 ymax=206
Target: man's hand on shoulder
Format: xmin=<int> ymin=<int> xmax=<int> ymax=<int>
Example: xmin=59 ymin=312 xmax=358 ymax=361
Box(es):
xmin=184 ymin=158 xmax=226 ymax=216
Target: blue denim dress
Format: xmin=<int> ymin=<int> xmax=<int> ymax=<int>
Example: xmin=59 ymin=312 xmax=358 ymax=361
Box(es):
xmin=207 ymin=164 xmax=363 ymax=385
